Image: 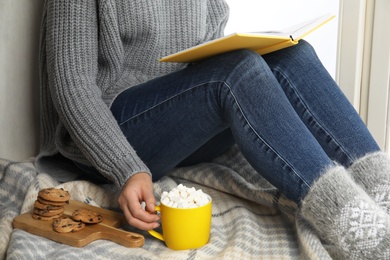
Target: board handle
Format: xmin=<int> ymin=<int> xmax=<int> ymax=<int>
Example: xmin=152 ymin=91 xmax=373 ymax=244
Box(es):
xmin=94 ymin=224 xmax=145 ymax=248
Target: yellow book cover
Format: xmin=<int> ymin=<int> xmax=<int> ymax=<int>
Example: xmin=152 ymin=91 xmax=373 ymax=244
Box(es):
xmin=160 ymin=14 xmax=335 ymax=63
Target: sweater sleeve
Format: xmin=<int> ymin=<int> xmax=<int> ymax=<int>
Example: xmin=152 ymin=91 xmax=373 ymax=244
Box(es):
xmin=44 ymin=0 xmax=150 ymax=187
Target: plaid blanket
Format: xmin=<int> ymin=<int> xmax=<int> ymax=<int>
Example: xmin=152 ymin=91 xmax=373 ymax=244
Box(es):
xmin=0 ymin=146 xmax=332 ymax=259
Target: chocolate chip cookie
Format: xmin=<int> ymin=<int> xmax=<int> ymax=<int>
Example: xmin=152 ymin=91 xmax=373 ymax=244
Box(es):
xmin=52 ymin=217 xmax=86 ymax=233
xmin=33 ymin=207 xmax=64 ymax=217
xmin=38 ymin=188 xmax=70 ymax=202
xmin=72 ymin=209 xmax=103 ymax=224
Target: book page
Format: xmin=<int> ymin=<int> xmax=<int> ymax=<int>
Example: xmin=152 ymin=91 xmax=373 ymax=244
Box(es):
xmin=253 ymin=14 xmax=334 ymax=40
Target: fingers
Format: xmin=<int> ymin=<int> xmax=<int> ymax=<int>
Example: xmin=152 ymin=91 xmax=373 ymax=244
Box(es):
xmin=118 ymin=172 xmax=160 ymax=231
xmin=143 ymin=190 xmax=157 ymax=213
xmin=121 ymin=199 xmax=159 ymax=230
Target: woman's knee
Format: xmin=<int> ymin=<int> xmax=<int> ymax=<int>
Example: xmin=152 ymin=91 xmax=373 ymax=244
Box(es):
xmin=291 ymin=40 xmax=318 ymax=60
xmin=193 ymin=49 xmax=275 ymax=95
xmin=262 ymin=40 xmax=321 ymax=73
xmin=274 ymin=40 xmax=318 ymax=62
xmin=212 ymin=49 xmax=272 ymax=83
xmin=225 ymin=49 xmax=269 ymax=71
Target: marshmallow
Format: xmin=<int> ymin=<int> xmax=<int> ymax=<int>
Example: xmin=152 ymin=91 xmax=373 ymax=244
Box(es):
xmin=160 ymin=184 xmax=210 ymax=209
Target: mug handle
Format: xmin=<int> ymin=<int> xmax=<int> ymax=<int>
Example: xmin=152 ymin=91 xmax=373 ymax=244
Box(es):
xmin=147 ymin=205 xmax=164 ymax=241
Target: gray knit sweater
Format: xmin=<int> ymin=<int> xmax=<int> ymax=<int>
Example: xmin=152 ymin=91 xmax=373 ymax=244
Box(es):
xmin=37 ymin=0 xmax=229 ymax=187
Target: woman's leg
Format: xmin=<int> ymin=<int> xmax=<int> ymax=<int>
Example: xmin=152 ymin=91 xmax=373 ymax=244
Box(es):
xmin=262 ymin=40 xmax=380 ymax=167
xmin=262 ymin=41 xmax=390 ymax=259
xmin=111 ymin=49 xmax=333 ymax=203
xmin=263 ymin=41 xmax=390 ymax=218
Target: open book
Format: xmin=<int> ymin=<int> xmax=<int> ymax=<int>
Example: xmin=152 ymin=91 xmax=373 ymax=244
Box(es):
xmin=160 ymin=13 xmax=335 ymax=63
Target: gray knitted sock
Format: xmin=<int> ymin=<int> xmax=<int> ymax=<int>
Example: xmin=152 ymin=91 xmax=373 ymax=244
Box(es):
xmin=348 ymin=152 xmax=390 ymax=214
xmin=301 ymin=165 xmax=390 ymax=259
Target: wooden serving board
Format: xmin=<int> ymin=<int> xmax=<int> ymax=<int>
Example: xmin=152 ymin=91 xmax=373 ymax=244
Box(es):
xmin=12 ymin=200 xmax=144 ymax=248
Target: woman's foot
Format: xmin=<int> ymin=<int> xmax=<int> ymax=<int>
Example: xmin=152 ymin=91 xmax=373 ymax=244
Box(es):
xmin=348 ymin=152 xmax=390 ymax=214
xmin=301 ymin=165 xmax=390 ymax=259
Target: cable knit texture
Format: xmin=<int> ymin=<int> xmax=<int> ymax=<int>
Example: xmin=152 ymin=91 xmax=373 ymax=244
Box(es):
xmin=37 ymin=0 xmax=229 ymax=187
xmin=301 ymin=165 xmax=390 ymax=259
xmin=348 ymin=152 xmax=390 ymax=214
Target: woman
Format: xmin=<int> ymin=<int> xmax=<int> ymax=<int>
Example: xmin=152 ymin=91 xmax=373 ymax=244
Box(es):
xmin=37 ymin=1 xmax=390 ymax=258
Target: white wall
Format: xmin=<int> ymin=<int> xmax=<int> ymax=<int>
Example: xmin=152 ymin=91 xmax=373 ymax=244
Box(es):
xmin=0 ymin=0 xmax=44 ymax=161
xmin=224 ymin=0 xmax=340 ymax=78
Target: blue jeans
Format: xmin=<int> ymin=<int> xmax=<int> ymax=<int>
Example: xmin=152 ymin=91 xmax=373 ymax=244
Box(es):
xmin=110 ymin=40 xmax=380 ymax=203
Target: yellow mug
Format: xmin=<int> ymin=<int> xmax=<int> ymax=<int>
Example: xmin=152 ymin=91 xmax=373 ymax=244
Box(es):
xmin=148 ymin=196 xmax=212 ymax=250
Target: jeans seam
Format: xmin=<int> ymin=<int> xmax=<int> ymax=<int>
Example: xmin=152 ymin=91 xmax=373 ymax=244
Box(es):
xmin=272 ymin=67 xmax=354 ymax=163
xmin=117 ymin=80 xmax=224 ymax=126
xmin=222 ymin=81 xmax=310 ymax=189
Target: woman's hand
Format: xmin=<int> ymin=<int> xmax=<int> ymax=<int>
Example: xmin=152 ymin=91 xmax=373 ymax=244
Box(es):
xmin=118 ymin=172 xmax=160 ymax=231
